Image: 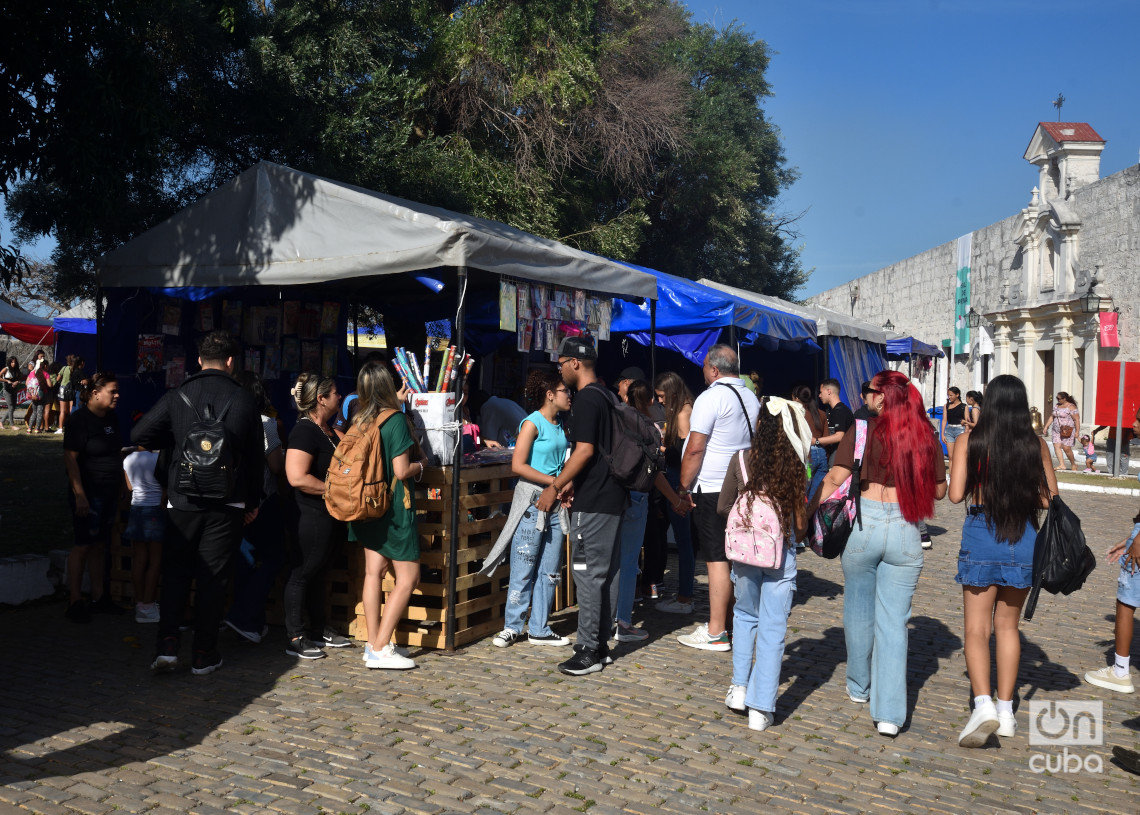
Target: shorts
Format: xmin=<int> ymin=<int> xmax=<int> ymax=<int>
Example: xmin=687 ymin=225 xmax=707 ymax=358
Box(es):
xmin=944 ymin=424 xmax=966 ymax=443
xmin=692 ymin=490 xmax=728 ymax=563
xmin=68 ymin=492 xmax=116 ymax=548
xmin=955 ymin=511 xmax=1035 ymax=589
xmin=124 ymin=504 xmax=166 ymax=541
xmin=1118 ymin=562 xmax=1140 ymax=608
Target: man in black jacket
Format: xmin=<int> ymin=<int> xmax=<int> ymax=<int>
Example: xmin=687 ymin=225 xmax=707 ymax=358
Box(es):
xmin=132 ymin=330 xmax=264 ymax=675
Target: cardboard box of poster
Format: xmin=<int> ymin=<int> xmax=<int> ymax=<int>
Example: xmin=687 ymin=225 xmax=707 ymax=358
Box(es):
xmin=409 ymin=392 xmax=459 ymax=466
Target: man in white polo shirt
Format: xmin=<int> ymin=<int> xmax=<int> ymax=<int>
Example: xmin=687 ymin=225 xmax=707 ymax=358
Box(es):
xmin=676 ymin=344 xmax=759 ymax=651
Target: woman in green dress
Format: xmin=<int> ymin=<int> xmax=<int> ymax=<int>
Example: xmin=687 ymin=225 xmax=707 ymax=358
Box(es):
xmin=353 ymin=361 xmax=428 ymax=670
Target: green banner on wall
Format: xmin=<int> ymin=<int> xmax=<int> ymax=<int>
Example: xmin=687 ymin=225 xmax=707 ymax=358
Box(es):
xmin=954 ymin=233 xmax=972 ymax=355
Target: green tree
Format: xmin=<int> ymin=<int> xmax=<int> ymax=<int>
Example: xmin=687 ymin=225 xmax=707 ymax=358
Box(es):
xmin=3 ymin=1 xmax=806 ymax=301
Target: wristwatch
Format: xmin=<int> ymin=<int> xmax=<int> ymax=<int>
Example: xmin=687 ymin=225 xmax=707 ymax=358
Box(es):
xmin=677 ymin=487 xmax=691 ymax=497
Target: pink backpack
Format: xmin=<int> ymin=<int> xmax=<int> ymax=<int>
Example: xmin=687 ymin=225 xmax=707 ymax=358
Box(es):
xmin=725 ymin=450 xmax=787 ymax=570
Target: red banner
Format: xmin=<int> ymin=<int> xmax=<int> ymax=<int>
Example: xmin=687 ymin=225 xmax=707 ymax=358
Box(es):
xmin=1099 ymin=312 xmax=1120 ymax=347
xmin=1094 ymin=361 xmax=1140 ymax=426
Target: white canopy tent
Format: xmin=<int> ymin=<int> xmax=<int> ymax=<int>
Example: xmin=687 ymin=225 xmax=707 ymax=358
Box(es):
xmin=97 ymin=161 xmax=657 ymax=300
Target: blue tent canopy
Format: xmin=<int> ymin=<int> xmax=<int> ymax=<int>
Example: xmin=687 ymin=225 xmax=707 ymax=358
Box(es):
xmin=886 ymin=335 xmax=945 ymax=359
xmin=611 ymin=264 xmax=818 ymax=365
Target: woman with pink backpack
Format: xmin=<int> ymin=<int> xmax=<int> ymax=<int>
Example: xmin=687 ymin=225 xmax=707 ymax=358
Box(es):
xmin=716 ymin=397 xmax=812 ymax=731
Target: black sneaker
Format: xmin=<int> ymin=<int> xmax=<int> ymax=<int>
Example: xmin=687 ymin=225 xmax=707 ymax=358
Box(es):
xmin=90 ymin=595 xmax=126 ymax=615
xmin=286 ymin=637 xmax=326 ymax=660
xmin=190 ymin=650 xmax=223 ymax=675
xmin=558 ymin=646 xmax=606 ymax=676
xmin=65 ymin=599 xmax=91 ymax=624
xmin=316 ymin=628 xmax=352 ymax=648
xmin=151 ymin=636 xmax=179 ymax=673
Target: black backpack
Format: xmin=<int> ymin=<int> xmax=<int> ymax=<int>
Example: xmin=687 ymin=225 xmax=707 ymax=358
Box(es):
xmin=175 ymin=390 xmax=238 ymax=501
xmin=592 ymin=384 xmax=664 ymax=493
xmin=1023 ymin=494 xmax=1096 ymax=621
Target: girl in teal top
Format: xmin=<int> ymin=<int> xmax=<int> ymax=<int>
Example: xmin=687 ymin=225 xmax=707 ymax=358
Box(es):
xmin=493 ymin=370 xmax=572 ymax=647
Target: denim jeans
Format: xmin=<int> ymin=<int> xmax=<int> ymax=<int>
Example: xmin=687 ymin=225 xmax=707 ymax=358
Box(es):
xmin=663 ymin=470 xmax=695 ymax=597
xmin=807 ymin=445 xmax=827 ymax=500
xmin=731 ymin=550 xmax=797 ymax=714
xmin=841 ymin=498 xmax=924 ymax=728
xmin=504 ymin=502 xmax=565 ymax=637
xmin=615 ymin=491 xmax=649 ymax=625
xmin=227 ymin=493 xmax=286 ymax=634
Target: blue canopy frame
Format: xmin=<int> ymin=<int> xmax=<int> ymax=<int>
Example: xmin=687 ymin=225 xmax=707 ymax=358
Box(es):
xmin=886 ymin=335 xmax=945 ymax=359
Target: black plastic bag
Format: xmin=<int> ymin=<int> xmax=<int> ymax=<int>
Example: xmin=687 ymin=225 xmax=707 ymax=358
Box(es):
xmin=1024 ymin=495 xmax=1096 ymax=621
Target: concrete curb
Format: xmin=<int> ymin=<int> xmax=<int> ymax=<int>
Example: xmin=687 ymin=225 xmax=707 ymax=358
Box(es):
xmin=1057 ymin=479 xmax=1140 ymax=498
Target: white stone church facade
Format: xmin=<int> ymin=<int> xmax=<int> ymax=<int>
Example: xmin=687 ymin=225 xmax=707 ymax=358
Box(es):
xmin=808 ymin=122 xmax=1140 ymax=427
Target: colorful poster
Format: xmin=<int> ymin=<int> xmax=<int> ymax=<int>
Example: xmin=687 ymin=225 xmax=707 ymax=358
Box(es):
xmin=262 ymin=344 xmax=280 ymax=380
xmin=282 ymin=301 xmax=300 ymax=335
xmin=499 ymin=280 xmax=517 ymax=331
xmin=197 ymin=302 xmax=215 ymax=332
xmin=165 ymin=353 xmax=185 ymax=388
xmin=517 ymin=285 xmax=531 ymax=327
xmin=162 ymin=303 xmax=182 ymax=335
xmin=1100 ymin=311 xmax=1119 ymax=348
xmin=244 ymin=348 xmax=261 ymax=375
xmin=321 ymin=338 xmax=338 ymax=377
xmin=517 ymin=320 xmax=533 ymax=352
xmin=222 ymin=300 xmax=243 ymax=336
xmin=282 ymin=338 xmax=301 ymax=370
xmin=573 ymin=289 xmax=587 ymax=321
xmin=320 ymin=302 xmax=341 ymax=335
xmin=301 ymin=340 xmax=320 ymax=372
xmin=954 ymin=233 xmax=972 ymax=355
xmin=137 ymin=335 xmax=164 ymax=374
xmin=300 ymin=303 xmax=322 ymax=338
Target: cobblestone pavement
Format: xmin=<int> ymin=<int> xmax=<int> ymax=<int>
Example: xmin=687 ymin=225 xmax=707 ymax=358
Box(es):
xmin=2 ymin=490 xmax=1138 ymax=815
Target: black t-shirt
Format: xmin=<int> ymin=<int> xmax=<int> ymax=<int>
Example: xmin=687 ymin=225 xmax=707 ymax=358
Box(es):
xmin=287 ymin=418 xmax=338 ymax=511
xmin=570 ymin=383 xmax=627 ymax=515
xmin=945 ymin=403 xmax=966 ymax=425
xmin=64 ymin=407 xmax=122 ymax=499
xmin=823 ymin=402 xmax=855 ymax=457
xmin=853 ymin=405 xmax=871 ymax=421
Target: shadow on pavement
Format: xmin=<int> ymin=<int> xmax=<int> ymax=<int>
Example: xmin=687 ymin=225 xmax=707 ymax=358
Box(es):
xmin=0 ymin=607 xmax=288 ymax=782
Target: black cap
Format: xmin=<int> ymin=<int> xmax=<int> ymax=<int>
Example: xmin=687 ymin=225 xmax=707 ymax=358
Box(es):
xmin=860 ymin=380 xmax=874 ymax=396
xmin=556 ymin=336 xmax=598 ymax=361
xmin=617 ymin=366 xmax=647 ymax=383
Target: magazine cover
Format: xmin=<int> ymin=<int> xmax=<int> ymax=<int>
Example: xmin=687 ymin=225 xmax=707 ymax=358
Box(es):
xmin=166 ymin=355 xmax=185 ymax=389
xmin=299 ymin=303 xmax=322 ymax=338
xmin=137 ymin=335 xmax=164 ymax=374
xmin=301 ymin=340 xmax=320 ymax=372
xmin=197 ymin=302 xmax=215 ymax=332
xmin=161 ymin=302 xmax=182 ymax=335
xmin=244 ymin=347 xmax=261 ymax=375
xmin=282 ymin=338 xmax=301 ymax=371
xmin=262 ymin=344 xmax=280 ymax=380
xmin=222 ymin=300 xmax=243 ymax=336
xmin=320 ymin=302 xmax=340 ymax=335
xmin=499 ymin=279 xmax=517 ymax=331
xmin=282 ymin=301 xmax=300 ymax=335
xmin=321 ymin=338 xmax=338 ymax=377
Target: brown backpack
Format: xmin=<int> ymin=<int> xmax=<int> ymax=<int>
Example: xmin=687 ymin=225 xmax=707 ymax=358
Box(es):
xmin=323 ymin=409 xmax=411 ymax=522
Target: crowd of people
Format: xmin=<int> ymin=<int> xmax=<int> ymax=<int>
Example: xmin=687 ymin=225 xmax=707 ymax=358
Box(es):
xmin=48 ymin=328 xmax=1140 ymax=751
xmin=2 ymin=351 xmax=84 ymax=433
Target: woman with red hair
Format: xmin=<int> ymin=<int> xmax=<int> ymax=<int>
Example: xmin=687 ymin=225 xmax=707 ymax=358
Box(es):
xmin=812 ymin=370 xmax=946 ymax=736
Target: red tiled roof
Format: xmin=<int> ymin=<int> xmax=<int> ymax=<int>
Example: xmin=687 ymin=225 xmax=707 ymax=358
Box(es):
xmin=1039 ymin=122 xmax=1105 ymax=143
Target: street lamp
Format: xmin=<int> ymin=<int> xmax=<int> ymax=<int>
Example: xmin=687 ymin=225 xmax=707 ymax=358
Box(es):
xmin=1080 ymin=288 xmax=1104 ymax=313
xmin=968 ymin=308 xmax=981 ymax=328
xmin=882 ymin=319 xmax=895 ymax=332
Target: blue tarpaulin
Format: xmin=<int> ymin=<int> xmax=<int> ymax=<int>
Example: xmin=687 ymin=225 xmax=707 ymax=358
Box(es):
xmin=886 ymin=335 xmax=945 ymax=359
xmin=827 ymin=335 xmax=888 ymax=411
xmin=611 ymin=265 xmax=818 ymax=365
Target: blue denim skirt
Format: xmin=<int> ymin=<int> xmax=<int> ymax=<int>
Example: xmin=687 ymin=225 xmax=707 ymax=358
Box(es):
xmin=955 ymin=512 xmax=1036 ymax=589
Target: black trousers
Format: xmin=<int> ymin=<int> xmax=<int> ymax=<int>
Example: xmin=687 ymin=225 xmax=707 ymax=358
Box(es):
xmin=283 ymin=505 xmax=343 ymax=639
xmin=157 ymin=506 xmax=244 ymax=655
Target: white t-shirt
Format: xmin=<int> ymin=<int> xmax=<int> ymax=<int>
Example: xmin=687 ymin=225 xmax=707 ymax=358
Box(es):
xmin=124 ymin=450 xmax=163 ymax=506
xmin=684 ymin=377 xmax=760 ymax=493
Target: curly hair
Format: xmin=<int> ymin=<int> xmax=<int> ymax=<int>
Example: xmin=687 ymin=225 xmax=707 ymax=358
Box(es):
xmin=524 ymin=369 xmax=563 ymax=412
xmin=742 ymin=404 xmax=806 ymax=541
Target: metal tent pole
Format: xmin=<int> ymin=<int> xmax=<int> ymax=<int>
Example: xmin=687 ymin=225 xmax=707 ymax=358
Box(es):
xmin=445 ymin=266 xmax=467 ymax=652
xmin=650 ymin=299 xmax=657 ymax=385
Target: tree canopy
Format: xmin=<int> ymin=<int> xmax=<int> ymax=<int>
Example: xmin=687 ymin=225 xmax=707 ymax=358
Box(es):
xmin=2 ymin=0 xmax=807 ymax=301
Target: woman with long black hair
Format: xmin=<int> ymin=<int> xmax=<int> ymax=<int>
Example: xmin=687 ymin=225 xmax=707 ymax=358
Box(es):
xmin=652 ymin=372 xmax=695 ymax=613
xmin=950 ymin=374 xmax=1058 ymax=747
xmin=813 ymin=370 xmax=946 ymax=736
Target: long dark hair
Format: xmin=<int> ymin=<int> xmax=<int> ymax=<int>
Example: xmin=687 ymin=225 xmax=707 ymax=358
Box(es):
xmin=870 ymin=370 xmax=941 ymax=524
xmin=654 ymin=371 xmax=693 ymax=450
xmin=791 ymin=383 xmax=825 ymax=438
xmin=965 ymin=374 xmax=1049 ymax=541
xmin=743 ymin=402 xmax=805 ymax=540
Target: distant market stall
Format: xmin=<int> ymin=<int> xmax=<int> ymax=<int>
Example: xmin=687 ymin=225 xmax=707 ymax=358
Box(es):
xmin=97 ymin=160 xmax=659 ymax=651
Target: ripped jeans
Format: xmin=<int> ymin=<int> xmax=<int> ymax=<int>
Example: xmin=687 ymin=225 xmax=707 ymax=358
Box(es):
xmin=503 ymin=501 xmax=565 ymax=637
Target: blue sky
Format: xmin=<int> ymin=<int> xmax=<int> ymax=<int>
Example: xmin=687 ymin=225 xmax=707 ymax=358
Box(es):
xmin=683 ymin=0 xmax=1140 ymax=298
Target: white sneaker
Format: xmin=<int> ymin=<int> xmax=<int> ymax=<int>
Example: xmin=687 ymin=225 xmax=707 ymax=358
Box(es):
xmin=748 ymin=709 xmax=773 ymax=732
xmin=996 ymin=711 xmax=1016 ymax=738
xmin=53 ymin=428 xmax=63 ymax=435
xmin=848 ymin=691 xmax=869 ymax=704
xmin=725 ymin=684 xmax=747 ymax=712
xmin=1084 ymin=665 xmax=1135 ymax=693
xmin=677 ymin=623 xmax=731 ymax=652
xmin=365 ymin=643 xmax=415 ymax=670
xmin=492 ymin=628 xmax=524 ymax=648
xmin=363 ymin=642 xmax=410 ymax=662
xmin=876 ymin=722 xmax=899 ymax=737
xmin=958 ymin=700 xmax=999 ymax=747
xmin=655 ymin=597 xmax=694 ymax=614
